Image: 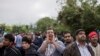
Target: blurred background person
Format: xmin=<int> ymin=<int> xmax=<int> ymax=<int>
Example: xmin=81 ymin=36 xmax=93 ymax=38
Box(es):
xmin=63 ymin=31 xmax=73 ymax=46
xmin=33 ymin=32 xmax=43 ymax=47
xmin=15 ymin=33 xmax=24 ymax=50
xmin=88 ymin=31 xmax=100 ymax=56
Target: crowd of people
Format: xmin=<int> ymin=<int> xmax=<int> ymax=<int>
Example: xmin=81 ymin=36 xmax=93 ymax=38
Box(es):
xmin=0 ymin=28 xmax=100 ymax=56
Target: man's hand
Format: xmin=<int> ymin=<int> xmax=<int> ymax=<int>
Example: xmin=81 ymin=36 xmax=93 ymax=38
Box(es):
xmin=46 ymin=34 xmax=55 ymax=44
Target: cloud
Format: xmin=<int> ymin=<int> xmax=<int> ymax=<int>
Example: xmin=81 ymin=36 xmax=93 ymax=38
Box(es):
xmin=0 ymin=0 xmax=59 ymax=25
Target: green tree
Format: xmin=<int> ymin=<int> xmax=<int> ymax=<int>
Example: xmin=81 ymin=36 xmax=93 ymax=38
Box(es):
xmin=34 ymin=17 xmax=67 ymax=33
xmin=0 ymin=24 xmax=6 ymax=33
xmin=34 ymin=17 xmax=55 ymax=32
xmin=57 ymin=0 xmax=100 ymax=33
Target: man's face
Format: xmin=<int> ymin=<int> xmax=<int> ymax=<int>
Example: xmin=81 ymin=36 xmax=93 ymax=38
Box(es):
xmin=64 ymin=33 xmax=73 ymax=43
xmin=3 ymin=38 xmax=11 ymax=47
xmin=90 ymin=35 xmax=98 ymax=43
xmin=46 ymin=29 xmax=54 ymax=41
xmin=77 ymin=31 xmax=86 ymax=42
xmin=22 ymin=41 xmax=30 ymax=50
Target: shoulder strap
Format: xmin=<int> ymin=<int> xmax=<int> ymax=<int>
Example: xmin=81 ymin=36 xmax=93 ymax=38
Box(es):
xmin=11 ymin=47 xmax=22 ymax=56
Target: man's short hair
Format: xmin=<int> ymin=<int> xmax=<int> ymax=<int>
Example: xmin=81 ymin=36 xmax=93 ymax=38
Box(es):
xmin=22 ymin=37 xmax=32 ymax=44
xmin=63 ymin=31 xmax=72 ymax=36
xmin=46 ymin=27 xmax=54 ymax=33
xmin=75 ymin=29 xmax=85 ymax=36
xmin=4 ymin=34 xmax=15 ymax=43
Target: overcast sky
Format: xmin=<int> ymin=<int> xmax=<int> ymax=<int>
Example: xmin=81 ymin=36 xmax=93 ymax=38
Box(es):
xmin=0 ymin=0 xmax=61 ymax=25
xmin=0 ymin=0 xmax=100 ymax=25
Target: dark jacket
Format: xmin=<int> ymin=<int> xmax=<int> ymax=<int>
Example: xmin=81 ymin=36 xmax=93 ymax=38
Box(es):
xmin=23 ymin=45 xmax=39 ymax=56
xmin=0 ymin=47 xmax=5 ymax=56
xmin=19 ymin=44 xmax=39 ymax=56
xmin=0 ymin=48 xmax=3 ymax=56
xmin=31 ymin=43 xmax=39 ymax=51
xmin=3 ymin=46 xmax=22 ymax=56
xmin=33 ymin=36 xmax=43 ymax=47
xmin=63 ymin=42 xmax=94 ymax=56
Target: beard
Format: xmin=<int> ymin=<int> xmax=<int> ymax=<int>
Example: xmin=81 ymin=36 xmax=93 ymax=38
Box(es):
xmin=78 ymin=37 xmax=86 ymax=42
xmin=91 ymin=39 xmax=98 ymax=43
xmin=66 ymin=40 xmax=72 ymax=43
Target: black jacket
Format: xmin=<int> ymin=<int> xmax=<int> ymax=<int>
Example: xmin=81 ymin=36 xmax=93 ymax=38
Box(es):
xmin=23 ymin=45 xmax=39 ymax=56
xmin=3 ymin=46 xmax=22 ymax=56
xmin=0 ymin=47 xmax=5 ymax=56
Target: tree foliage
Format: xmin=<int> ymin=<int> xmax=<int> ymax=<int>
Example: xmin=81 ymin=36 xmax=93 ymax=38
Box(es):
xmin=57 ymin=0 xmax=100 ymax=33
xmin=34 ymin=17 xmax=68 ymax=33
xmin=0 ymin=24 xmax=34 ymax=34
